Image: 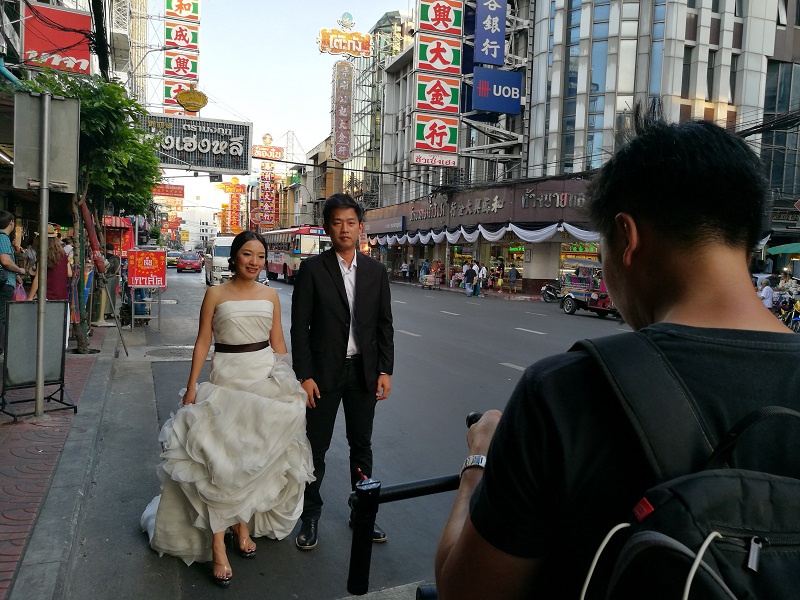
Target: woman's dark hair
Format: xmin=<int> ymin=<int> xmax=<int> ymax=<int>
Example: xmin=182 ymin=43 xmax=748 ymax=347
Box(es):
xmin=322 ymin=193 xmax=364 ymax=225
xmin=228 ymin=231 xmax=267 ymax=274
xmin=587 ymin=103 xmax=767 ymax=252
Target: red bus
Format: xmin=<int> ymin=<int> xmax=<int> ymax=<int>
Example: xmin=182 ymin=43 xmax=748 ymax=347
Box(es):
xmin=262 ymin=225 xmax=332 ymax=283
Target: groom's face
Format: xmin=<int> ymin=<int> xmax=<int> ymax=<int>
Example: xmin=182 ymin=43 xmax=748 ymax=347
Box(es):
xmin=326 ymin=207 xmax=362 ymax=254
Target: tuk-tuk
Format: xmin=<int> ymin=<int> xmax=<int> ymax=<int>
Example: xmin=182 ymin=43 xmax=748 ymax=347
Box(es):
xmin=559 ymin=259 xmax=617 ymax=318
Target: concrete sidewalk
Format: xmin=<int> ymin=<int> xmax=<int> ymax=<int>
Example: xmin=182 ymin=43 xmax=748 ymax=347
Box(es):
xmin=391 ymin=277 xmax=539 ymax=301
xmin=0 ymin=327 xmax=115 ymax=600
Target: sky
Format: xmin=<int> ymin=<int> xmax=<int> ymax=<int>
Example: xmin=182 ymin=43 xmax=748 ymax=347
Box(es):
xmin=147 ymin=0 xmax=413 ymax=212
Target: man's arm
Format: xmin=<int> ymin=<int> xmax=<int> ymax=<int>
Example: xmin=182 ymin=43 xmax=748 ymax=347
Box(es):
xmin=375 ymin=262 xmax=394 ymax=375
xmin=435 ymin=411 xmax=541 ymax=599
xmin=290 ymin=260 xmax=314 ymax=379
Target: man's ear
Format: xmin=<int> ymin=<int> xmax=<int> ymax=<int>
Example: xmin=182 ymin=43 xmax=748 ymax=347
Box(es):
xmin=614 ymin=213 xmax=640 ymax=268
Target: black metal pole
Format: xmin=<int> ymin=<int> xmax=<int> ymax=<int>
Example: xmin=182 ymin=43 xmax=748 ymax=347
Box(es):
xmin=346 ymin=475 xmax=381 ymax=595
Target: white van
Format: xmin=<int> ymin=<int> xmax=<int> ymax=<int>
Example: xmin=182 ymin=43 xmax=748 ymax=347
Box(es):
xmin=204 ymin=235 xmax=236 ymax=286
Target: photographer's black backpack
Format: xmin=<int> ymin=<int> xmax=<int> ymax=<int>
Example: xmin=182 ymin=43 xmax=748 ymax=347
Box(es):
xmin=572 ymin=333 xmax=800 ymax=600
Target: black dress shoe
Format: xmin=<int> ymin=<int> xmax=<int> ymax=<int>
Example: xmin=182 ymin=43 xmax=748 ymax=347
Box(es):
xmin=296 ymin=518 xmax=318 ymax=550
xmin=348 ymin=517 xmax=388 ymax=543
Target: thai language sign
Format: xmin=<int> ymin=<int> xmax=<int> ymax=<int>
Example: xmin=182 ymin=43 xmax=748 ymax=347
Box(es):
xmin=128 ymin=250 xmax=167 ymax=288
xmin=318 ymin=29 xmax=372 ymax=58
xmin=415 ymin=73 xmax=460 ymax=114
xmin=418 ymin=0 xmax=464 ymax=36
xmin=472 ymin=67 xmax=522 ymax=114
xmin=22 ymin=3 xmax=92 ymax=74
xmin=140 ymin=113 xmax=252 ymax=175
xmin=411 ymin=151 xmax=459 ymax=167
xmin=416 ymin=34 xmax=462 ymax=75
xmin=251 ymin=145 xmax=285 ymax=160
xmin=152 ymin=184 xmax=185 ymax=197
xmin=413 ymin=113 xmax=459 ymax=154
xmin=332 ymin=61 xmax=353 ymax=162
xmin=475 ymin=0 xmax=507 ymax=66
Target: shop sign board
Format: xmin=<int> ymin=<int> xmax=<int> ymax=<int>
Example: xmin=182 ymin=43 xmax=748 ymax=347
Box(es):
xmin=152 ymin=183 xmax=185 ymax=198
xmin=416 ymin=34 xmax=462 ymax=76
xmin=22 ymin=3 xmax=92 ymax=74
xmin=164 ymin=78 xmax=194 ymax=105
xmin=140 ymin=113 xmax=251 ymax=175
xmin=180 ymin=230 xmax=190 ymax=242
xmin=413 ymin=113 xmax=459 ymax=154
xmin=363 ymin=217 xmax=405 ymax=234
xmin=415 ymin=73 xmax=460 ymax=114
xmin=418 ymin=0 xmax=464 ymax=37
xmin=128 ymin=250 xmax=167 ymax=288
xmin=251 ymin=145 xmax=285 ymax=160
xmin=332 ymin=60 xmax=354 ymax=162
xmin=164 ymin=50 xmax=199 ymax=80
xmin=165 ymin=0 xmax=200 ymax=22
xmin=166 ymin=19 xmax=199 ymax=52
xmin=318 ymin=29 xmax=372 ymax=58
xmin=475 ymin=0 xmax=507 ymax=66
xmin=411 ymin=151 xmax=459 ymax=167
xmin=472 ymin=67 xmax=522 ymax=114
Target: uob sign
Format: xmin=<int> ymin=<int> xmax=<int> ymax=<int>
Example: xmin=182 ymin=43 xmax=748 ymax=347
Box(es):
xmin=472 ymin=67 xmax=523 ymax=115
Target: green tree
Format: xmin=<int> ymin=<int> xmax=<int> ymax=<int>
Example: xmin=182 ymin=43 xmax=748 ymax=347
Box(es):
xmin=26 ymin=71 xmax=161 ymax=350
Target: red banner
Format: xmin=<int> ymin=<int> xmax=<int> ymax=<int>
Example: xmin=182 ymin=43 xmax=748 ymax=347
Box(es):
xmin=128 ymin=250 xmax=167 ymax=288
xmin=23 ymin=4 xmax=92 ymax=74
xmin=153 ymin=183 xmax=185 ymax=198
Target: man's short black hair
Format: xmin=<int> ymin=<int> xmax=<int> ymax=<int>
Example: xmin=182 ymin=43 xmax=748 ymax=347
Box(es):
xmin=322 ymin=193 xmax=364 ymax=225
xmin=105 ymin=243 xmax=114 ymax=251
xmin=0 ymin=210 xmax=13 ymax=230
xmin=587 ymin=104 xmax=767 ymax=252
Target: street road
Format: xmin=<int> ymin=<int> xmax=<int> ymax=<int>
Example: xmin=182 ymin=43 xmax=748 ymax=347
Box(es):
xmin=65 ymin=269 xmax=629 ymax=599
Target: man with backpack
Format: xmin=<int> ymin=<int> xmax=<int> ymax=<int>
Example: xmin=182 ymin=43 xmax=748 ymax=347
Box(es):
xmin=435 ymin=108 xmax=800 ymax=599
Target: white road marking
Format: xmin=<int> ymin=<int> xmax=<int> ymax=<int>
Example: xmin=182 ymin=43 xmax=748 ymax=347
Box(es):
xmin=394 ymin=300 xmax=407 ymax=304
xmin=397 ymin=329 xmax=421 ymax=337
xmin=525 ymin=312 xmax=546 ymax=316
xmin=425 ymin=295 xmax=435 ymax=298
xmin=500 ymin=362 xmax=526 ymax=371
xmin=466 ymin=301 xmax=481 ymax=305
xmin=516 ymin=327 xmax=546 ymax=335
xmin=440 ymin=310 xmax=460 ymax=316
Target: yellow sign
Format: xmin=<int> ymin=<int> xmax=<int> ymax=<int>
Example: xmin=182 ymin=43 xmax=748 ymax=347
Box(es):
xmin=175 ymin=84 xmax=208 ymax=112
xmin=180 ymin=230 xmax=189 ymax=242
xmin=318 ymin=28 xmax=372 ymax=58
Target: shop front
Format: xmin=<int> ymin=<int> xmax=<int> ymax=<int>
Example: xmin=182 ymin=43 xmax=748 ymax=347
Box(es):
xmin=364 ymin=177 xmax=595 ymax=292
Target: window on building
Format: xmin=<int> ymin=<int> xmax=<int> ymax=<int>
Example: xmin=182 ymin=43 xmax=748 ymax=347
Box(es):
xmin=729 ymin=53 xmax=739 ymax=104
xmin=711 ymin=0 xmax=720 ymax=12
xmin=681 ymin=47 xmax=693 ymax=99
xmin=586 ymin=132 xmax=603 ymax=169
xmin=796 ymin=0 xmax=800 ymax=25
xmin=687 ymin=0 xmax=696 ymax=7
xmin=618 ymin=40 xmax=638 ymax=93
xmin=707 ymin=50 xmax=717 ymax=101
xmin=736 ymin=0 xmax=744 ymax=17
xmin=778 ymin=0 xmax=788 ymax=25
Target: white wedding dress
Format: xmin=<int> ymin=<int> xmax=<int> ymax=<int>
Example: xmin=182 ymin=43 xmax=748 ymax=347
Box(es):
xmin=141 ymin=299 xmax=314 ymax=565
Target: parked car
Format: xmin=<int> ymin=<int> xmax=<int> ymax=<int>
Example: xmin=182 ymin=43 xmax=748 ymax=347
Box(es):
xmin=166 ymin=251 xmax=181 ymax=268
xmin=177 ymin=251 xmax=203 ymax=273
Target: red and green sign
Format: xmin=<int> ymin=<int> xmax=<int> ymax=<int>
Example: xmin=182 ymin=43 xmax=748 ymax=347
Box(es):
xmin=164 ymin=50 xmax=198 ymax=80
xmin=415 ymin=73 xmax=460 ymax=114
xmin=165 ymin=20 xmax=199 ymax=52
xmin=413 ymin=113 xmax=459 ymax=153
xmin=418 ymin=0 xmax=463 ymax=36
xmin=166 ymin=0 xmax=200 ymax=21
xmin=416 ymin=33 xmax=462 ymax=75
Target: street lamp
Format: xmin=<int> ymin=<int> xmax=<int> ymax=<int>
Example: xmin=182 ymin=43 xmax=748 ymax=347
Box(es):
xmin=128 ymin=45 xmax=169 ymax=100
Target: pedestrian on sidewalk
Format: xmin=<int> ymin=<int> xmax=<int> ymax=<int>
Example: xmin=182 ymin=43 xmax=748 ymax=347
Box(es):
xmin=141 ymin=230 xmax=314 ymax=588
xmin=27 ymin=226 xmax=71 ymax=301
xmin=401 ymin=260 xmax=408 ymax=281
xmin=409 ymin=259 xmax=416 ymax=284
xmin=0 ymin=211 xmax=25 ymax=356
xmin=291 ymin=193 xmax=394 ymax=552
xmin=508 ymin=265 xmax=520 ymax=293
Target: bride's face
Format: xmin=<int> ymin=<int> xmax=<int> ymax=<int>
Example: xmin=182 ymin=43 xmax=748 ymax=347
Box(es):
xmin=235 ymin=239 xmax=266 ymax=280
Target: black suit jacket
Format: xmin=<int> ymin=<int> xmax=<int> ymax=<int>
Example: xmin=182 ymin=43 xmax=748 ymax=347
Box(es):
xmin=291 ymin=249 xmax=394 ymax=393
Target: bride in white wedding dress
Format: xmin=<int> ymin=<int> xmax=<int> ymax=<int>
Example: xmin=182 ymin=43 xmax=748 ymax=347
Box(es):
xmin=141 ymin=231 xmax=314 ymax=588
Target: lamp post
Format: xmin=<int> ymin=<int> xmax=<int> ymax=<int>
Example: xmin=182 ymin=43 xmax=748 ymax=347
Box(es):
xmin=128 ymin=45 xmax=169 ymax=101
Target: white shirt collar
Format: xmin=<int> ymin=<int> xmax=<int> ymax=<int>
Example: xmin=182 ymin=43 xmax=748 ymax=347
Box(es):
xmin=336 ymin=251 xmax=357 ymax=270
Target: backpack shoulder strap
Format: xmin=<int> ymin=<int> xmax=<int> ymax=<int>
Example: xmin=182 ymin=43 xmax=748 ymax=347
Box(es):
xmin=570 ymin=332 xmax=716 ymax=481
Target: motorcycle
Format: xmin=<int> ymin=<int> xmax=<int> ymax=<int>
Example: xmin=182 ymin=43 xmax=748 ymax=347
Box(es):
xmin=540 ymin=280 xmax=562 ymax=303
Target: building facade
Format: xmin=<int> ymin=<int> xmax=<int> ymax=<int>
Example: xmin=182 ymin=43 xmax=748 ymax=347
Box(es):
xmin=365 ymin=0 xmax=800 ymax=287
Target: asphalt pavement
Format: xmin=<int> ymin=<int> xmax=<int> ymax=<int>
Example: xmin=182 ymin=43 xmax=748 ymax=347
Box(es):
xmin=4 ymin=270 xmax=630 ymax=600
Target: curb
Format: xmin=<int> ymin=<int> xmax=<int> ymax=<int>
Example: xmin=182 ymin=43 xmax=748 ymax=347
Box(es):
xmin=390 ymin=279 xmax=540 ymax=301
xmin=7 ymin=330 xmax=118 ymax=600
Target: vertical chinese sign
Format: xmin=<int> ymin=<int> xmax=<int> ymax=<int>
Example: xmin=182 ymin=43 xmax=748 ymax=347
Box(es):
xmin=412 ymin=0 xmax=464 ymax=162
xmin=332 ymin=61 xmax=353 ymax=162
xmin=474 ymin=0 xmax=506 ymax=66
xmin=218 ymin=178 xmax=246 ymax=234
xmin=260 ymin=161 xmax=277 ymax=231
xmin=164 ymin=0 xmax=201 ymax=113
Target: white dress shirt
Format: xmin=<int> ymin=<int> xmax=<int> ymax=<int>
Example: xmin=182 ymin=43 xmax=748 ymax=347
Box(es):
xmin=337 ymin=251 xmax=360 ymax=357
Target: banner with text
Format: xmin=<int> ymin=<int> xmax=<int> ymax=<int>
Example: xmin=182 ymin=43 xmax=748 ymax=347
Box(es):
xmin=475 ymin=0 xmax=507 ymax=66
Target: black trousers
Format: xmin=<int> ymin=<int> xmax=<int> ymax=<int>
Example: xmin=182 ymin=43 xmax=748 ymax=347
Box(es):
xmin=302 ymin=357 xmax=376 ymax=521
xmin=0 ymin=283 xmax=13 ymax=351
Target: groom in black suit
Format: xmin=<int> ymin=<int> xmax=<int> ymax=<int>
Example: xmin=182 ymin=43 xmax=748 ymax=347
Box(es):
xmin=291 ymin=193 xmax=394 ymax=550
